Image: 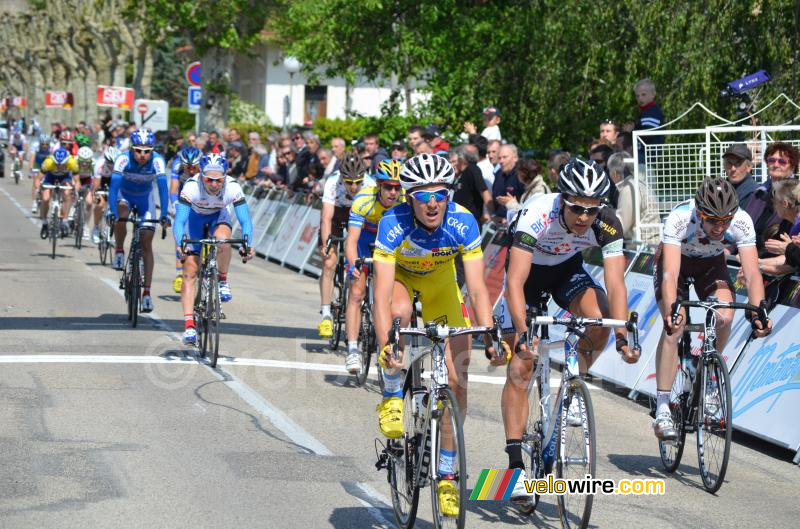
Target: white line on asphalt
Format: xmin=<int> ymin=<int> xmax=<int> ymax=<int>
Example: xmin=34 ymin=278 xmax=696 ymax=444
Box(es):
xmin=0 ymin=186 xmax=40 ymax=226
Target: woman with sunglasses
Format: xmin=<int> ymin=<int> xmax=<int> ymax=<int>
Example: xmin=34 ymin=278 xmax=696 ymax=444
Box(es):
xmin=173 ymin=154 xmax=255 ymax=346
xmin=107 ymin=128 xmax=170 ymax=313
xmin=741 ymin=142 xmax=800 ymax=256
xmin=652 ymin=177 xmax=771 ymax=441
xmin=372 ymin=153 xmax=505 ymax=518
xmin=317 ymin=153 xmax=370 ymax=338
xmin=343 ymin=160 xmax=404 ymax=375
xmin=756 ymin=179 xmax=800 ymax=276
xmin=500 ymin=158 xmax=636 ymax=499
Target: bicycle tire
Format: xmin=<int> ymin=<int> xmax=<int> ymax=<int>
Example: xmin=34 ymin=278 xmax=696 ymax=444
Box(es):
xmin=73 ymin=200 xmax=81 ymax=249
xmin=199 ymin=275 xmax=210 ymax=357
xmin=659 ymin=354 xmax=688 ymax=473
xmin=329 ymin=267 xmax=346 ymax=351
xmin=556 ymin=379 xmax=595 ymax=529
xmin=50 ymin=203 xmax=58 ymax=260
xmin=696 ymin=351 xmax=732 ymax=493
xmin=389 ymin=387 xmax=421 ymax=529
xmin=14 ymin=170 xmax=20 ymax=185
xmin=520 ymin=364 xmax=545 ymax=514
xmin=193 ymin=271 xmax=206 ymax=355
xmin=430 ymin=387 xmax=467 ymax=529
xmin=130 ymin=248 xmax=140 ymax=328
xmin=98 ymin=226 xmax=108 ymax=265
xmin=208 ymin=272 xmax=221 ymax=367
xmin=355 ymin=306 xmax=372 ymax=387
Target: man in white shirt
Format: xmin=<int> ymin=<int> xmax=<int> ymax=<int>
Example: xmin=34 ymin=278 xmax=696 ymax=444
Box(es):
xmin=480 ymin=106 xmax=502 ymax=141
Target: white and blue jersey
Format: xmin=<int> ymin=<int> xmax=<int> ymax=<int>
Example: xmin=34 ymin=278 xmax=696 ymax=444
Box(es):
xmin=173 ymin=176 xmax=253 ymax=252
xmin=108 ymin=150 xmax=169 ymax=221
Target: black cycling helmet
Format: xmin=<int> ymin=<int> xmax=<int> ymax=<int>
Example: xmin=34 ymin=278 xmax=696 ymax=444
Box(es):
xmin=695 ymin=177 xmax=739 ymax=218
xmin=338 ymin=152 xmax=366 ymax=180
xmin=557 ymin=157 xmax=611 ymax=199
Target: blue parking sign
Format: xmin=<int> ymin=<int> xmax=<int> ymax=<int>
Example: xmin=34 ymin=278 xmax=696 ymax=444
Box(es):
xmin=188 ymin=86 xmax=202 ymax=107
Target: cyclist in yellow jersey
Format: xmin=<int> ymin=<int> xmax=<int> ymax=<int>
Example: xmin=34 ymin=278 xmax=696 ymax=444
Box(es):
xmin=344 ymin=160 xmax=404 ymax=374
xmin=373 ymin=153 xmax=509 ymax=518
xmin=40 ymin=148 xmax=80 ymax=238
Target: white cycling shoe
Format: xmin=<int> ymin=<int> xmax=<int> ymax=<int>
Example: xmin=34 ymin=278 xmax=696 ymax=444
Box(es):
xmin=141 ymin=295 xmax=154 ymax=313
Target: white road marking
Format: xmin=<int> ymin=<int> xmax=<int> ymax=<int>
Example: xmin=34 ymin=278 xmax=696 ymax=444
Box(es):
xmin=0 ymin=186 xmax=40 ymax=226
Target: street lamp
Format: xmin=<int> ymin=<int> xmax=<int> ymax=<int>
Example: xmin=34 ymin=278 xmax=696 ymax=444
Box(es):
xmin=283 ymin=56 xmax=300 ymax=131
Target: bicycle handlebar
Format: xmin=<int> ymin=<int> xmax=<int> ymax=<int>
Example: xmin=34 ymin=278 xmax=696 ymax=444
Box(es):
xmin=388 ymin=317 xmax=503 ymax=346
xmin=670 ymin=298 xmax=768 ymax=330
xmin=530 ymin=312 xmax=642 ymax=356
xmin=41 ymin=184 xmax=73 ymax=190
xmin=181 ymin=237 xmax=251 ymax=263
xmin=324 ymin=234 xmax=346 ymax=254
xmin=115 ymin=217 xmax=168 ymax=239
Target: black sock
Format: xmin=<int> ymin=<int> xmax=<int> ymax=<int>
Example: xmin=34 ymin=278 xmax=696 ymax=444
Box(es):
xmin=505 ymin=439 xmax=524 ymax=470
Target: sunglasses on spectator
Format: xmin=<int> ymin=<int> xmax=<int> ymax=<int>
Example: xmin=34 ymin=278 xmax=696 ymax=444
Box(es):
xmin=410 ymin=189 xmax=449 ymax=203
xmin=563 ymin=198 xmax=603 ymax=216
xmin=343 ymin=178 xmax=364 ymax=185
xmin=766 ymin=156 xmax=790 ymax=166
xmin=699 ymin=211 xmax=733 ymax=225
xmin=292 ymin=136 xmax=302 ymax=141
xmin=600 ymin=118 xmax=616 ymax=125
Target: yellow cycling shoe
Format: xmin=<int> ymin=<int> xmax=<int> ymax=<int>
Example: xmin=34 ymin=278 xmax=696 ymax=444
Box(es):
xmin=172 ymin=275 xmax=183 ymax=294
xmin=318 ymin=317 xmax=333 ymax=338
xmin=437 ymin=478 xmax=459 ymax=518
xmin=376 ymin=396 xmax=403 ymax=439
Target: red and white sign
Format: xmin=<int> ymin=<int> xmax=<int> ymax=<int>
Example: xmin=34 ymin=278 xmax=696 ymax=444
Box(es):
xmin=96 ymin=85 xmax=135 ymax=109
xmin=7 ymin=96 xmax=26 ymax=109
xmin=186 ymin=61 xmax=202 ymax=87
xmin=45 ymin=91 xmax=73 ymax=108
xmin=137 ymin=102 xmax=148 ymax=115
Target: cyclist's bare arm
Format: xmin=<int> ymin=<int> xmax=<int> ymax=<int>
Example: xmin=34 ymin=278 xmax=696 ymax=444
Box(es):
xmin=373 ymin=260 xmax=397 ymax=353
xmin=506 ymin=246 xmax=534 ymax=336
xmin=739 ymin=245 xmax=772 ymax=336
xmin=345 ymin=224 xmax=362 ymax=273
xmin=659 ymin=244 xmax=683 ymax=334
xmin=320 ymin=202 xmax=334 ymax=254
xmin=603 ymin=255 xmax=629 ymax=337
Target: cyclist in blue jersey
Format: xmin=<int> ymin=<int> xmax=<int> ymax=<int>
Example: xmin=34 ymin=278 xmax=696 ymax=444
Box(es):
xmin=107 ymin=128 xmax=170 ymax=313
xmin=169 ymin=147 xmax=202 ymax=293
xmin=29 ymin=134 xmax=53 ymax=214
xmin=173 ymin=154 xmax=255 ymax=345
xmin=373 ymin=153 xmax=508 ymax=518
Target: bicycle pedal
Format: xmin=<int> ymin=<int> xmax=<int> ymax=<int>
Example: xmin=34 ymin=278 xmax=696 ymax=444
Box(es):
xmin=219 ymin=312 xmax=227 ymax=320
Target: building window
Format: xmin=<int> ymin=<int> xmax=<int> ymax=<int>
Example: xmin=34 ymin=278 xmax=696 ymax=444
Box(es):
xmin=304 ymin=85 xmax=327 ymax=124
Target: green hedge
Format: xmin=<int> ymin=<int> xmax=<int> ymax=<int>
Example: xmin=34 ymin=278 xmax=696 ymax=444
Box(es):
xmin=312 ymin=115 xmax=429 ymax=149
xmin=169 ymin=108 xmax=196 ymax=133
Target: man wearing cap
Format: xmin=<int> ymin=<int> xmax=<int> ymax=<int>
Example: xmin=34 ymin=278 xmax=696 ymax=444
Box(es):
xmin=723 ymin=143 xmax=757 ymax=209
xmin=464 ymin=106 xmax=503 ymax=142
xmin=422 ymin=124 xmax=450 ymax=153
xmin=390 ymin=140 xmax=407 ymax=161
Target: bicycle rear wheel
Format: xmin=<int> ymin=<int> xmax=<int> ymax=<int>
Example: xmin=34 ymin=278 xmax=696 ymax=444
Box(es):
xmin=696 ymin=351 xmax=732 ymax=493
xmin=74 ymin=202 xmax=83 ymax=249
xmin=207 ymin=273 xmax=221 ymax=367
xmin=389 ymin=387 xmax=421 ymax=529
xmin=329 ymin=270 xmax=346 ymax=351
xmin=98 ymin=225 xmax=109 ymax=265
xmin=129 ymin=249 xmax=140 ymax=328
xmin=555 ymin=378 xmax=595 ymax=529
xmin=520 ymin=366 xmax=545 ymax=514
xmin=659 ymin=356 xmax=688 ymax=473
xmin=430 ymin=387 xmax=466 ymax=529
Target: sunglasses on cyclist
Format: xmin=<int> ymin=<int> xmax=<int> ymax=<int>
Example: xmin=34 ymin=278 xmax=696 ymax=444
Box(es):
xmin=410 ymin=189 xmax=449 ymax=203
xmin=203 ymin=176 xmax=225 ymax=184
xmin=766 ymin=156 xmax=790 ymax=166
xmin=380 ymin=183 xmax=401 ymax=191
xmin=563 ymin=198 xmax=603 ymax=216
xmin=132 ymin=147 xmax=153 ymax=155
xmin=699 ymin=211 xmax=733 ymax=225
xmin=343 ymin=178 xmax=364 ymax=185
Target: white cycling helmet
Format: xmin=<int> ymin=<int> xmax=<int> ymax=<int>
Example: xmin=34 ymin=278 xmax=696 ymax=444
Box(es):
xmin=557 ymin=157 xmax=611 ymax=199
xmin=399 ymin=153 xmax=455 ymax=191
xmin=77 ymin=146 xmax=94 ymax=162
xmin=104 ymin=146 xmax=120 ymax=163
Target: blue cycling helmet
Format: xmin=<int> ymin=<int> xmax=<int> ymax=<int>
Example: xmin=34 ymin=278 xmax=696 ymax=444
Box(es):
xmin=53 ymin=147 xmax=70 ymax=165
xmin=130 ymin=128 xmax=155 ymax=148
xmin=200 ymin=153 xmax=228 ymax=176
xmin=179 ymin=146 xmax=202 ymax=166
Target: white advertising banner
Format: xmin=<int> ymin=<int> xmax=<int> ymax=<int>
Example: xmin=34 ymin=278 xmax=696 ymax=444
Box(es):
xmin=268 ymin=203 xmax=309 ymax=261
xmin=256 ymin=201 xmax=290 ymax=254
xmin=284 ymin=208 xmax=321 ymax=270
xmin=730 ymin=304 xmax=800 ymax=450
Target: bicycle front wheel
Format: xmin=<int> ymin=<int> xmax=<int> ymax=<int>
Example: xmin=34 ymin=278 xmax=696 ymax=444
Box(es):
xmin=696 ymin=351 xmax=732 ymax=493
xmin=389 ymin=387 xmax=421 ymax=529
xmin=50 ymin=206 xmax=58 ymax=260
xmin=74 ymin=203 xmax=83 ymax=249
xmin=194 ymin=275 xmax=208 ymax=356
xmin=520 ymin=367 xmax=545 ymax=514
xmin=355 ymin=307 xmax=373 ymax=387
xmin=556 ymin=378 xmax=595 ymax=529
xmin=430 ymin=387 xmax=466 ymax=529
xmin=207 ymin=273 xmax=221 ymax=367
xmin=329 ymin=274 xmax=346 ymax=351
xmin=129 ymin=250 xmax=140 ymax=328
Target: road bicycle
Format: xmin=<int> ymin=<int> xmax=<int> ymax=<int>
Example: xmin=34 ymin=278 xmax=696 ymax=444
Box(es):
xmin=41 ymin=184 xmax=72 ymax=260
xmin=116 ymin=208 xmax=166 ymax=328
xmin=518 ymin=294 xmax=640 ymax=529
xmin=657 ymin=296 xmax=768 ymax=493
xmin=350 ymin=257 xmax=384 ymax=390
xmin=182 ymin=235 xmax=249 ymax=368
xmin=376 ymin=314 xmax=502 ymax=529
xmin=94 ymin=190 xmax=112 ymax=265
xmin=325 ymin=231 xmax=348 ymax=351
xmin=72 ymin=186 xmax=88 ymax=249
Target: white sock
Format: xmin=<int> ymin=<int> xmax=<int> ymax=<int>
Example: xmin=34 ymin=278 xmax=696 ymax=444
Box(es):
xmin=656 ymin=391 xmax=671 ymax=416
xmin=383 ymin=371 xmax=402 ymax=397
xmin=321 ymin=305 xmax=331 ymax=318
xmin=347 ymin=341 xmax=358 ymax=353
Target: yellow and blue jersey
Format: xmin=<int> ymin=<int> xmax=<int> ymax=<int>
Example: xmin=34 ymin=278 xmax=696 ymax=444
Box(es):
xmin=374 ymin=201 xmax=483 ymax=276
xmin=349 ymin=186 xmax=405 ymax=233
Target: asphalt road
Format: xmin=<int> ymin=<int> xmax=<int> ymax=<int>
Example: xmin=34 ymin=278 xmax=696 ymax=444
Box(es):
xmin=0 ymin=170 xmax=797 ymax=529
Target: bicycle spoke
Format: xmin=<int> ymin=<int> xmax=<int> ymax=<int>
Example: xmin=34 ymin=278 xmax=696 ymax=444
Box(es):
xmin=696 ymin=352 xmax=732 ymax=493
xmin=388 ymin=389 xmax=420 ymax=529
xmin=659 ymin=359 xmax=687 ymax=472
xmin=556 ymin=380 xmax=595 ymax=529
xmin=430 ymin=387 xmax=466 ymax=529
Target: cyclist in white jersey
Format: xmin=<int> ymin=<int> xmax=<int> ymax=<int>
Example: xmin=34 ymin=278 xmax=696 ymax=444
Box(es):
xmin=317 ymin=153 xmax=369 ymax=338
xmin=500 ymin=158 xmax=638 ymax=499
xmin=651 ymin=177 xmax=771 ymax=440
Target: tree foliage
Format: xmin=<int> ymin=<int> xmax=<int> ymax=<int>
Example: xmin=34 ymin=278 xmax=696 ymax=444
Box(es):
xmin=270 ymin=0 xmax=800 ymax=152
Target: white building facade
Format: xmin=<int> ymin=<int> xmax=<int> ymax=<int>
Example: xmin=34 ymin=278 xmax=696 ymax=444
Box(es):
xmin=231 ymin=44 xmax=427 ymax=126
